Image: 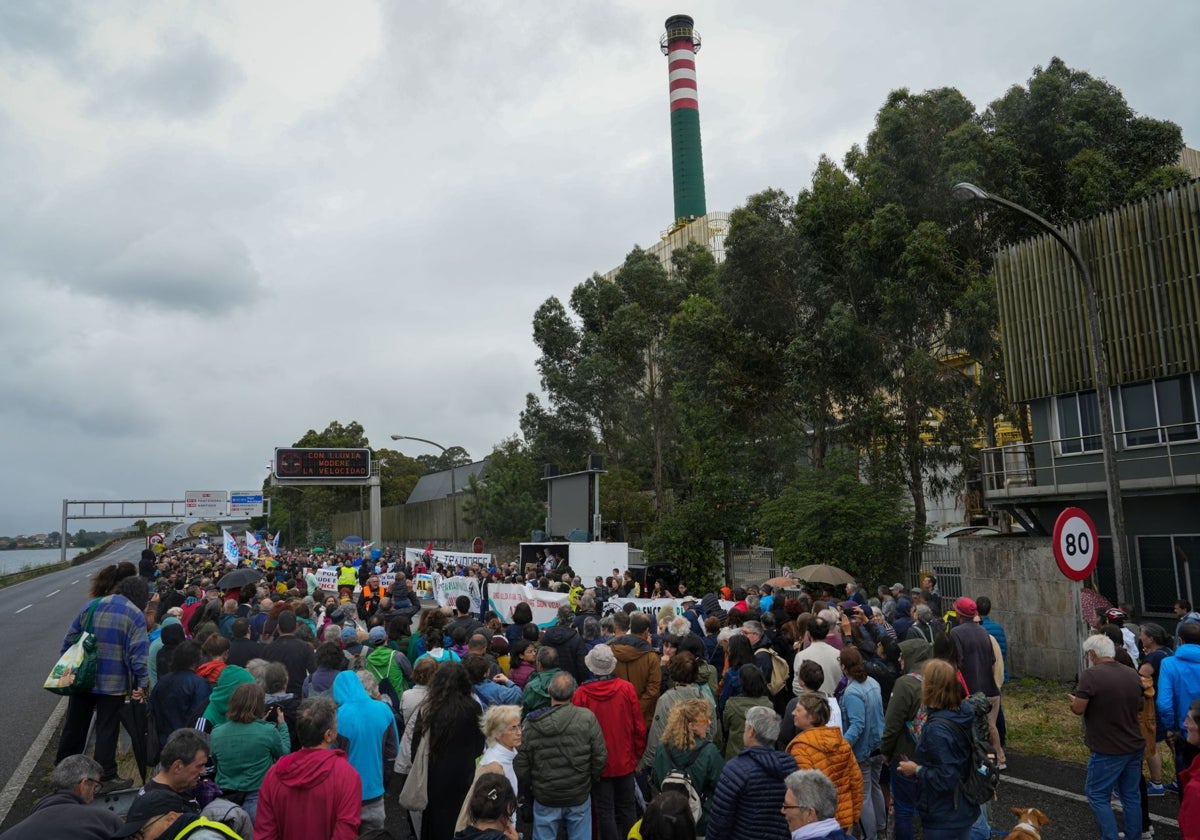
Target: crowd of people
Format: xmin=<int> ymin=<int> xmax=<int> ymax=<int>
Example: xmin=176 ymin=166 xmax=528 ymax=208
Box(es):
xmin=11 ymin=543 xmax=1200 ymax=840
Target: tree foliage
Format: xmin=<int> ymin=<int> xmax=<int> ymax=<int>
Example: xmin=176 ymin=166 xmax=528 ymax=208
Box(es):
xmin=514 ymin=58 xmax=1188 ymax=586
xmin=462 ymin=437 xmax=543 ymax=542
xmin=754 ymin=453 xmax=912 ymax=585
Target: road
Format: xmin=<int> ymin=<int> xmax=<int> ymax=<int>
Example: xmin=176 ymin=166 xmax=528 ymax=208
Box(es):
xmin=0 ymin=537 xmax=145 ymax=795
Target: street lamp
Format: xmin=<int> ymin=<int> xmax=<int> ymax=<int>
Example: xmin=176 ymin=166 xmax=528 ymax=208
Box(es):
xmin=391 ymin=434 xmax=461 ymax=549
xmin=952 ymin=182 xmax=1130 ymax=604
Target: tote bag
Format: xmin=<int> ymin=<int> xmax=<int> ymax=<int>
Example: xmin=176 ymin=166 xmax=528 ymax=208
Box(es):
xmin=45 ymin=599 xmax=101 ymax=695
xmin=399 ymin=719 xmax=430 ymax=811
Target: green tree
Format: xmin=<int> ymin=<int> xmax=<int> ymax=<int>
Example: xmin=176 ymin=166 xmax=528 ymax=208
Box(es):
xmin=132 ymin=520 xmax=148 ymax=536
xmin=530 ymin=247 xmax=686 ymax=518
xmin=462 ymin=437 xmax=543 ymax=542
xmin=754 ymin=452 xmax=912 ymax=585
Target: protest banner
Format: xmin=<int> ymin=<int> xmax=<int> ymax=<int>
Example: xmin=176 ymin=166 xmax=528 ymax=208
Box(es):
xmin=405 ymin=546 xmax=492 ymax=570
xmin=414 ymin=573 xmax=435 ymax=600
xmin=440 ymin=575 xmax=482 ymax=612
xmin=488 ymin=583 xmax=571 ymax=628
xmin=603 ymin=597 xmax=736 ymax=619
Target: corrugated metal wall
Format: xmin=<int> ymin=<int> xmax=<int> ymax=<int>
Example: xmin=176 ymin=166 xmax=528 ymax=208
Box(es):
xmin=995 ymin=179 xmax=1200 ymax=403
xmin=330 ymin=496 xmax=468 ymax=548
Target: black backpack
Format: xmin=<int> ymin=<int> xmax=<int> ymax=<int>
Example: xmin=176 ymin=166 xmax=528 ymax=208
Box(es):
xmin=933 ymin=716 xmax=1000 ymax=807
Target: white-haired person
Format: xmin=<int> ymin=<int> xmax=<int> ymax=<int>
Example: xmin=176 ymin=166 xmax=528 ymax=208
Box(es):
xmin=456 ymin=704 xmax=523 ymax=833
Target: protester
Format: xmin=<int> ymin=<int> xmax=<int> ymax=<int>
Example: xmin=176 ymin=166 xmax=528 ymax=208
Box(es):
xmin=628 ymin=791 xmax=696 ymax=840
xmin=896 ymin=659 xmax=981 ymax=839
xmin=515 ymin=672 xmax=607 ymax=840
xmin=333 ymin=668 xmax=400 ymax=830
xmin=1178 ymin=698 xmax=1200 ymax=839
xmin=838 ymin=646 xmax=885 ymax=839
xmin=149 ymin=640 xmax=212 ymax=753
xmin=54 ymin=563 xmax=149 ymax=792
xmin=254 ymin=696 xmax=362 ymax=840
xmin=705 ymin=706 xmax=795 ymax=840
xmin=413 ymin=661 xmax=486 ymax=840
xmin=454 ymin=772 xmax=519 ymax=840
xmin=207 ymin=681 xmax=288 ymax=822
xmin=649 ymin=698 xmax=724 ymax=836
xmin=782 ymin=769 xmax=855 ymax=840
xmin=1071 ymin=633 xmax=1144 ymax=840
xmin=785 ymin=693 xmax=863 ymax=831
xmin=0 ymin=754 xmax=122 ymax=840
xmin=199 ymin=665 xmax=255 ymax=732
xmin=721 ymin=663 xmax=772 ymax=759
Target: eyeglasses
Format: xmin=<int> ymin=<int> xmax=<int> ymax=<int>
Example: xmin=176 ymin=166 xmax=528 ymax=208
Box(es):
xmin=84 ymin=777 xmax=101 ymax=788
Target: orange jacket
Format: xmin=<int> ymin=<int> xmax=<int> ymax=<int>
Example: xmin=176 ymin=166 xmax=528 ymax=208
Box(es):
xmin=786 ymin=725 xmax=863 ymax=829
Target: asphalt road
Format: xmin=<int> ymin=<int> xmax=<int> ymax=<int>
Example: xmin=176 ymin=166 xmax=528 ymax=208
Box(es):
xmin=0 ymin=538 xmax=141 ymax=795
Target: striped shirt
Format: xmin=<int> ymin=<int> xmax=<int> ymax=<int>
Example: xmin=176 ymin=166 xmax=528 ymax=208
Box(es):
xmin=61 ymin=594 xmax=150 ymax=695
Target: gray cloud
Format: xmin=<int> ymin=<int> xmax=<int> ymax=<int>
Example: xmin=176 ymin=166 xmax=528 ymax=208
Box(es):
xmin=95 ymin=34 xmax=243 ymax=119
xmin=1 ymin=1 xmax=1199 ymax=537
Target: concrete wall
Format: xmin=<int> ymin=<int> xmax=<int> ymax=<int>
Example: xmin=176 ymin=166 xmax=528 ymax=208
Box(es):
xmin=959 ymin=537 xmax=1082 ymax=681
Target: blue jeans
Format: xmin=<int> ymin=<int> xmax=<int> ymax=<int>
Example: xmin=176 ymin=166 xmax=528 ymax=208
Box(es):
xmin=533 ymin=797 xmax=592 ymax=840
xmin=969 ymin=801 xmax=990 ymax=840
xmin=859 ymin=755 xmax=885 ymax=838
xmin=1085 ymin=750 xmax=1142 ymax=840
xmin=890 ymin=767 xmax=917 ymax=840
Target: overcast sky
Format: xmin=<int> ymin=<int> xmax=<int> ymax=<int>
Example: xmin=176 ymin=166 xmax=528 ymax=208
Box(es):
xmin=1 ymin=1 xmax=1198 ymax=537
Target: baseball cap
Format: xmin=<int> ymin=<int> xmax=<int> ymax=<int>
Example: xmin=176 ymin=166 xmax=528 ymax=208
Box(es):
xmin=368 ymin=626 xmax=387 ymax=644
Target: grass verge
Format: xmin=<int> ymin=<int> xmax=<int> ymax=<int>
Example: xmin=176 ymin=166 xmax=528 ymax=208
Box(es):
xmin=1004 ymin=677 xmax=1172 ymax=775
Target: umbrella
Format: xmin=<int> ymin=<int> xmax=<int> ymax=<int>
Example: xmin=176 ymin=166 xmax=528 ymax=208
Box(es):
xmin=763 ymin=576 xmax=800 ymax=590
xmin=118 ymin=699 xmax=150 ymax=783
xmin=217 ymin=567 xmax=263 ymax=590
xmin=342 ymin=535 xmax=364 ymax=544
xmin=190 ymin=545 xmax=211 ymax=554
xmin=792 ymin=563 xmax=856 ymax=587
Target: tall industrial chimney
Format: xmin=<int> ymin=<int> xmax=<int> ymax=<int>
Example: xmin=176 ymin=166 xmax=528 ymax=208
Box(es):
xmin=661 ymin=14 xmax=707 ymax=223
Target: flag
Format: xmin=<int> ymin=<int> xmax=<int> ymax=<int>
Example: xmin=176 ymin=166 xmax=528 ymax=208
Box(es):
xmin=269 ymin=531 xmax=281 ymax=556
xmin=222 ymin=529 xmax=239 ymax=565
xmin=245 ymin=531 xmax=260 ymax=555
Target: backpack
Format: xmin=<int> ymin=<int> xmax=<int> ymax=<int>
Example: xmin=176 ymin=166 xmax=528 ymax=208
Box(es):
xmin=932 ymin=715 xmax=1000 ymax=807
xmin=659 ymin=749 xmax=703 ymax=824
xmin=763 ymin=649 xmax=790 ymax=696
xmin=366 ymin=645 xmax=409 ymax=699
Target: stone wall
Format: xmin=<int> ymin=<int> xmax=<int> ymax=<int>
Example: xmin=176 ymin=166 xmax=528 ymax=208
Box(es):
xmin=958 ymin=537 xmax=1082 ymax=681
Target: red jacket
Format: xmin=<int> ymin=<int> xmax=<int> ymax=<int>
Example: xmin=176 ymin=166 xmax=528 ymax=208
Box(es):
xmin=253 ymin=747 xmax=361 ymax=840
xmin=1181 ymin=754 xmax=1200 ymax=840
xmin=573 ymin=676 xmax=647 ymax=777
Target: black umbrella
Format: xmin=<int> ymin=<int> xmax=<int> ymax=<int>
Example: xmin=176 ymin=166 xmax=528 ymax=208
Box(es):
xmin=119 ymin=699 xmax=150 ymax=783
xmin=217 ymin=567 xmax=263 ymax=590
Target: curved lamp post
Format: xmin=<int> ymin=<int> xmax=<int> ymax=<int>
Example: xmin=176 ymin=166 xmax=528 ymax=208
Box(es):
xmin=391 ymin=434 xmax=460 ymax=549
xmin=953 ymin=183 xmax=1129 ymax=604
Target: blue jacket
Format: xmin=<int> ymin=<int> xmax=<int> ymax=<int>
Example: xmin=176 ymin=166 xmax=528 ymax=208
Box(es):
xmin=915 ymin=703 xmax=980 ymax=829
xmin=705 ymin=745 xmax=795 ymax=840
xmin=891 ymin=599 xmax=914 ymax=640
xmin=840 ymin=677 xmax=884 ymax=763
xmin=1157 ymin=643 xmax=1200 ymax=731
xmin=474 ymin=678 xmax=523 ymax=710
xmin=332 ymin=670 xmax=399 ymax=800
xmin=981 ymin=617 xmax=1008 ymax=683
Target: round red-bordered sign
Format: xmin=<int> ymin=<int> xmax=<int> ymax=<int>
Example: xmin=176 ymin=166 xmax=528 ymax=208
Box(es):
xmin=1052 ymin=506 xmax=1098 ymax=581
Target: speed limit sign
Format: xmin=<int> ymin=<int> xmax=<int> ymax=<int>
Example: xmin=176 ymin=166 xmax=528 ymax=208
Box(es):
xmin=1052 ymin=506 xmax=1098 ymax=581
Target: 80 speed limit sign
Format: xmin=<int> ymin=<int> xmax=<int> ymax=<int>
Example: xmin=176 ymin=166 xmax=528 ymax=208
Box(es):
xmin=1052 ymin=506 xmax=1098 ymax=581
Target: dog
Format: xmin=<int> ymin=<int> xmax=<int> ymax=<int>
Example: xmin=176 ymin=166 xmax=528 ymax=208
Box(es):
xmin=1003 ymin=806 xmax=1051 ymax=839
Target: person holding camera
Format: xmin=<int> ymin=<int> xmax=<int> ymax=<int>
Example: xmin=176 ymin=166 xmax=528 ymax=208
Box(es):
xmin=209 ymin=681 xmax=291 ymax=822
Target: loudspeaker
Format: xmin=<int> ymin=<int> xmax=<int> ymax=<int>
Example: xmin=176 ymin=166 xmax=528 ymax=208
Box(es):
xmin=587 ymin=454 xmax=604 ymax=471
xmin=544 ymin=464 xmax=559 ymax=478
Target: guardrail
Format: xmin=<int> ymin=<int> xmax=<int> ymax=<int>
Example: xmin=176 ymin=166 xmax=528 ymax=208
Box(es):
xmin=981 ymin=421 xmax=1200 ymax=499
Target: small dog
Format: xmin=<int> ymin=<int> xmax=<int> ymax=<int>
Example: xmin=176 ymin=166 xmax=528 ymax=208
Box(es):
xmin=1004 ymin=806 xmax=1051 ymax=839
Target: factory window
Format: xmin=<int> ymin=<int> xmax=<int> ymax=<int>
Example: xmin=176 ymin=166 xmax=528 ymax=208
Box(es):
xmin=1056 ymin=391 xmax=1101 ymax=454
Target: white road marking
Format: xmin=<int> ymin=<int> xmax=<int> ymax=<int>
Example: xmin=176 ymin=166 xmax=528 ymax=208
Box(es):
xmin=14 ymin=605 xmax=32 ymax=614
xmin=71 ymin=579 xmax=79 ymax=585
xmin=0 ymin=696 xmax=66 ymax=825
xmin=1003 ymin=774 xmax=1179 ymax=828
xmin=45 ymin=589 xmax=60 ymax=598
